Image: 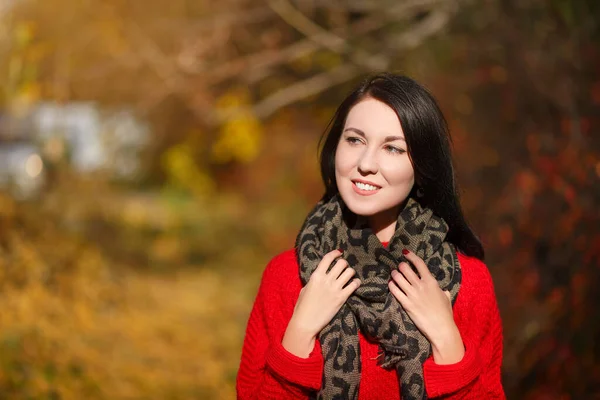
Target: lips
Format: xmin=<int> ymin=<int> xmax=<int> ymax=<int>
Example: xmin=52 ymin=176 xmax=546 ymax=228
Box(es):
xmin=352 ymin=179 xmax=381 ymax=196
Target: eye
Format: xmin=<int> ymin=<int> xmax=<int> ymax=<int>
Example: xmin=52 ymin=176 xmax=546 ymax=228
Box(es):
xmin=345 ymin=136 xmax=362 ymax=145
xmin=385 ymin=145 xmax=406 ymax=154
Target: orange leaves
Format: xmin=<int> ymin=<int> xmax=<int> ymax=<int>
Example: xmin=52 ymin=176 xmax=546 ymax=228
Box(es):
xmin=497 ymin=224 xmax=513 ymax=247
xmin=590 ymin=81 xmax=600 ymax=106
xmin=514 ymin=169 xmax=539 ymax=210
xmin=516 ymin=169 xmax=539 ymax=192
xmin=560 ymin=117 xmax=591 ymax=136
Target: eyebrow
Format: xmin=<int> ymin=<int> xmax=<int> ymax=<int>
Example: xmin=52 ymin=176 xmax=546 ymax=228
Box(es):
xmin=343 ymin=127 xmax=405 ymax=142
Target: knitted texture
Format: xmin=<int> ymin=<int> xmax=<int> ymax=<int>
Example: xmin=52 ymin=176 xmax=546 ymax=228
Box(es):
xmin=296 ymin=197 xmax=461 ymax=399
xmin=237 ymin=249 xmax=506 ymax=400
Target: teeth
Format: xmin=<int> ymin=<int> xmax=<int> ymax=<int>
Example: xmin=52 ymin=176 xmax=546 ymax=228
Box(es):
xmin=355 ymin=182 xmax=378 ymax=191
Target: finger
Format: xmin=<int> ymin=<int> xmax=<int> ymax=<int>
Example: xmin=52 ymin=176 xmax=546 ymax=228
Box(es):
xmin=315 ymin=249 xmax=343 ymax=275
xmin=388 ymin=280 xmax=409 ymax=304
xmin=398 ymin=262 xmax=420 ymax=286
xmin=341 ymin=278 xmax=361 ymax=297
xmin=327 ymin=257 xmax=348 ymax=280
xmin=402 ymin=250 xmax=432 ymax=280
xmin=335 ymin=266 xmax=356 ymax=288
xmin=391 ymin=269 xmax=414 ymax=295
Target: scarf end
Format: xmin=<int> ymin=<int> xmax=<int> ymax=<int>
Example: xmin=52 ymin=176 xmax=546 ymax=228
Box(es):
xmin=376 ymin=345 xmax=398 ymax=369
xmin=376 ymin=345 xmax=404 ymax=370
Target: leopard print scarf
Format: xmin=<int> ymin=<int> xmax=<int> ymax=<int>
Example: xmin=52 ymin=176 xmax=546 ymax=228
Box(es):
xmin=295 ymin=195 xmax=461 ymax=400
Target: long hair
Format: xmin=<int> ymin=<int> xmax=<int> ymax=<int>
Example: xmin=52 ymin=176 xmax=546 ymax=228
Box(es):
xmin=319 ymin=73 xmax=485 ymax=260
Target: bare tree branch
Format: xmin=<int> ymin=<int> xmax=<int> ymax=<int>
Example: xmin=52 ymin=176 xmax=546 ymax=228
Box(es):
xmin=41 ymin=0 xmax=462 ymax=127
xmin=387 ymin=8 xmax=453 ymax=49
xmin=268 ymin=0 xmax=387 ymax=71
xmin=205 ymin=0 xmax=452 ymax=84
xmin=268 ymin=0 xmax=347 ymax=52
xmin=253 ymin=63 xmax=359 ymax=119
xmin=211 ymin=0 xmax=458 ymax=123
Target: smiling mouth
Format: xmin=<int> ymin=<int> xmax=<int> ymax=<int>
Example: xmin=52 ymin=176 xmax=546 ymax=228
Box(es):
xmin=352 ymin=180 xmax=381 ymax=192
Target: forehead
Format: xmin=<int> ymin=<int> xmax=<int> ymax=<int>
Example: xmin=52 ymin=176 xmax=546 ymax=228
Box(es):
xmin=344 ymin=98 xmax=404 ymax=135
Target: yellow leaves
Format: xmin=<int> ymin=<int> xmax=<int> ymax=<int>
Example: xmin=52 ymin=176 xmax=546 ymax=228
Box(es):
xmin=93 ymin=19 xmax=129 ymax=57
xmin=212 ymin=90 xmax=263 ymax=164
xmin=4 ymin=21 xmax=43 ymax=114
xmin=0 ymin=193 xmax=271 ymax=399
xmin=14 ymin=21 xmax=36 ymax=48
xmin=216 ymin=90 xmax=250 ymax=109
xmin=315 ymin=51 xmax=342 ymax=70
xmin=14 ymin=81 xmax=41 ymax=106
xmin=290 ymin=52 xmax=314 ymax=73
xmin=121 ymin=198 xmax=150 ymax=228
xmin=162 ymin=142 xmax=215 ymax=198
xmin=212 ymin=115 xmax=262 ymax=163
xmin=149 ymin=235 xmax=184 ymax=264
xmin=0 ymin=269 xmax=249 ymax=398
xmin=0 ymin=193 xmax=16 ymax=218
xmin=290 ymin=51 xmax=342 ymax=73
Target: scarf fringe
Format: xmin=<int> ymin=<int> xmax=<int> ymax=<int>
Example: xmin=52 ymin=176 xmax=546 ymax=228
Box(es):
xmin=376 ymin=344 xmax=407 ymax=369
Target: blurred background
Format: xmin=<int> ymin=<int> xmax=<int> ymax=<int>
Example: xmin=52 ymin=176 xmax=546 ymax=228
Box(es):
xmin=0 ymin=0 xmax=598 ymax=399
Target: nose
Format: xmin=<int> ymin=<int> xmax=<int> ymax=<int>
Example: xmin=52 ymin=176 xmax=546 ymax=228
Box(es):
xmin=357 ymin=147 xmax=378 ymax=175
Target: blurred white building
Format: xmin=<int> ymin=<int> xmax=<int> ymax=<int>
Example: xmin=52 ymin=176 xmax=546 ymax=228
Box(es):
xmin=32 ymin=102 xmax=149 ymax=178
xmin=0 ymin=142 xmax=44 ymax=199
xmin=0 ymin=102 xmax=150 ymax=198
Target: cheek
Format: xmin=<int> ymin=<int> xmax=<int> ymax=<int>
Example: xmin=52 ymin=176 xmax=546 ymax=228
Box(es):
xmin=334 ymin=146 xmax=353 ymax=176
xmin=380 ymin=160 xmax=415 ymax=184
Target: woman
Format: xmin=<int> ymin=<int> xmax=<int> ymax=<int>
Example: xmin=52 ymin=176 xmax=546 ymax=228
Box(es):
xmin=237 ymin=73 xmax=505 ymax=399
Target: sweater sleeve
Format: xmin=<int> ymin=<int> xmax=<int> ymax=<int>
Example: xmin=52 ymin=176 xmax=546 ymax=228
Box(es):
xmin=236 ymin=251 xmax=324 ymax=399
xmin=423 ymin=256 xmax=506 ymax=399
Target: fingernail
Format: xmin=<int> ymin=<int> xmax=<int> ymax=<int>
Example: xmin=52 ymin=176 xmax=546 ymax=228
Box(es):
xmin=402 ymin=249 xmax=409 ymax=255
xmin=338 ymin=248 xmax=344 ymax=253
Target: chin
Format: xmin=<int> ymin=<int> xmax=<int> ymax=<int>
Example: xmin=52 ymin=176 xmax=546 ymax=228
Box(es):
xmin=339 ymin=193 xmax=387 ymax=217
xmin=344 ymin=202 xmax=381 ymax=217
xmin=339 ymin=190 xmax=407 ymax=220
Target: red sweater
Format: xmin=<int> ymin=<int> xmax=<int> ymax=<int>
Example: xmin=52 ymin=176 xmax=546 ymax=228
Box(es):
xmin=237 ymin=248 xmax=505 ymax=399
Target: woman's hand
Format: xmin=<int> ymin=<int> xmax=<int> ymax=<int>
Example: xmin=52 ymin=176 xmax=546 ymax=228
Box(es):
xmin=282 ymin=249 xmax=361 ymax=357
xmin=388 ymin=250 xmax=465 ymax=365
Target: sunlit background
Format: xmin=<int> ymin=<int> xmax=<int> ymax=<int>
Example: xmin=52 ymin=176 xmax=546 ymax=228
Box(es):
xmin=0 ymin=0 xmax=598 ymax=399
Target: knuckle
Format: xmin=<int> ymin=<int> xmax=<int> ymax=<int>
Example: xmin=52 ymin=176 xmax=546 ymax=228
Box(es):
xmin=321 ymin=253 xmax=335 ymax=265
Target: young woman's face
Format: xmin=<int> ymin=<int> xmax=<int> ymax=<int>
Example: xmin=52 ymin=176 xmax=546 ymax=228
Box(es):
xmin=335 ymin=97 xmax=415 ymax=219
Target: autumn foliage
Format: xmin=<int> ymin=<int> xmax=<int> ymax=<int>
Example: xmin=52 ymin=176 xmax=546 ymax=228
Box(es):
xmin=0 ymin=0 xmax=598 ymax=399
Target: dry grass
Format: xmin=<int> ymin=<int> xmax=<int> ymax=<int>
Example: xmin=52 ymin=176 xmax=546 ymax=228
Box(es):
xmin=0 ymin=188 xmax=270 ymax=400
xmin=0 ymin=263 xmax=258 ymax=399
